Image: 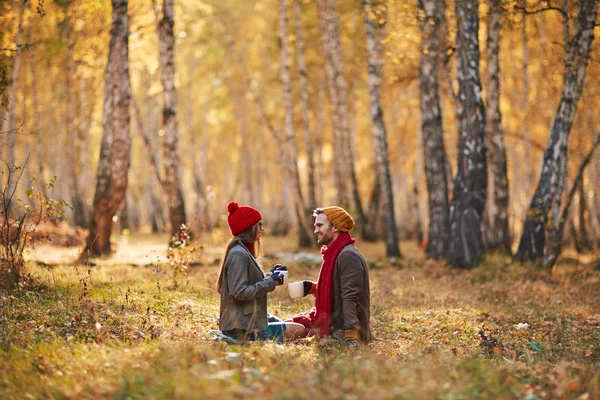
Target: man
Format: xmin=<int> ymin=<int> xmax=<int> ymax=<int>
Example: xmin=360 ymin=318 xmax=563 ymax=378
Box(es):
xmin=288 ymin=206 xmax=372 ymax=344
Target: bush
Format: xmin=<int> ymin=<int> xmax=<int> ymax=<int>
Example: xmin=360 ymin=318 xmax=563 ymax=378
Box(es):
xmin=0 ymin=161 xmax=69 ymax=290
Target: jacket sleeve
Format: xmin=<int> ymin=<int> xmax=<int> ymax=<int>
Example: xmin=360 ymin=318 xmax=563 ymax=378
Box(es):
xmin=226 ymin=251 xmax=276 ymax=301
xmin=337 ymin=251 xmax=364 ymax=331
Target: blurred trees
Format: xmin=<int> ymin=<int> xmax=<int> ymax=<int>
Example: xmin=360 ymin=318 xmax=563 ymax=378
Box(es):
xmin=0 ymin=0 xmax=598 ymax=265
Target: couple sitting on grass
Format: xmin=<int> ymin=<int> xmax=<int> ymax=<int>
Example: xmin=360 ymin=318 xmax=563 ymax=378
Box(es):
xmin=217 ymin=201 xmax=372 ymax=345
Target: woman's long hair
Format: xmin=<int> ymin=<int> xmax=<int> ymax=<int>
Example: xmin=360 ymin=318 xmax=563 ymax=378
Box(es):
xmin=216 ymin=222 xmax=263 ymax=294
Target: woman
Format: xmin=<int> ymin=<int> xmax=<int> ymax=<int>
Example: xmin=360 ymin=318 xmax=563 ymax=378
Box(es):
xmin=217 ymin=201 xmax=305 ymax=342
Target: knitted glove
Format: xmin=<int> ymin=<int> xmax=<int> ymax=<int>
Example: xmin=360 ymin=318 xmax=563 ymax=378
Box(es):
xmin=269 ymin=264 xmax=288 ymax=273
xmin=302 ymin=280 xmax=316 ymax=297
xmin=271 ymin=271 xmax=285 ymax=285
xmin=344 ymin=329 xmax=359 ymax=346
xmin=267 ymin=264 xmax=288 ymax=277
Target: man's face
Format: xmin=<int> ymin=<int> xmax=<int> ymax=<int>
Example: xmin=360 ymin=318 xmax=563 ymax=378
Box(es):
xmin=314 ymin=213 xmax=337 ymax=246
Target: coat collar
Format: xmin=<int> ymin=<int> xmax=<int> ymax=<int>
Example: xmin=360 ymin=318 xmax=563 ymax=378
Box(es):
xmin=234 ymin=242 xmax=265 ymax=278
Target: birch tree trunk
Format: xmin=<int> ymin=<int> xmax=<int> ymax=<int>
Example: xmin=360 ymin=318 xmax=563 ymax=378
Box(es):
xmin=484 ymin=0 xmax=510 ymax=253
xmin=327 ymin=0 xmax=367 ymax=226
xmin=447 ymin=0 xmax=487 ymax=269
xmin=157 ymin=0 xmax=187 ymax=237
xmin=316 ymin=0 xmax=347 ymax=207
xmin=293 ymin=0 xmax=316 ymax=210
xmin=279 ymin=0 xmax=312 ymax=248
xmin=28 ymin=20 xmax=47 ymax=200
xmin=521 ymin=0 xmax=532 ymax=189
xmin=2 ymin=0 xmax=25 ymax=212
xmin=81 ymin=0 xmax=131 ymax=258
xmin=64 ymin=2 xmax=87 ymax=227
xmin=418 ymin=0 xmax=450 ymax=259
xmin=549 ymin=134 xmax=600 ymax=268
xmin=516 ymin=0 xmax=599 ymax=267
xmin=363 ymin=0 xmax=400 ymax=257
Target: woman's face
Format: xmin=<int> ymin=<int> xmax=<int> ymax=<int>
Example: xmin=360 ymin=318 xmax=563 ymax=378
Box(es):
xmin=254 ymin=221 xmax=264 ymax=242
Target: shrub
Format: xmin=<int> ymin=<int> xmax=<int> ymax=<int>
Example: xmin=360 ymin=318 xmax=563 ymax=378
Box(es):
xmin=0 ymin=160 xmax=69 ymax=290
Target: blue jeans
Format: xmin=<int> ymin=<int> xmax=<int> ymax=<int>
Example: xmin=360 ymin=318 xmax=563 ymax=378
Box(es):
xmin=222 ymin=314 xmax=287 ymax=343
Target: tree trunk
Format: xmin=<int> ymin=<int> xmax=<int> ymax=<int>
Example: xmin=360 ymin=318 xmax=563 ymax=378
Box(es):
xmin=363 ymin=0 xmax=400 ymax=257
xmin=77 ymin=75 xmax=92 ymax=229
xmin=578 ymin=163 xmax=591 ymax=250
xmin=279 ymin=0 xmax=312 ymax=248
xmin=157 ymin=0 xmax=187 ymax=237
xmin=2 ymin=0 xmax=25 ymax=212
xmin=418 ymin=0 xmax=450 ymax=259
xmin=190 ymin=96 xmax=210 ymax=232
xmin=82 ymin=0 xmax=131 ymax=259
xmin=484 ymin=0 xmax=510 ymax=253
xmin=28 ymin=19 xmax=47 ymax=200
xmin=447 ymin=0 xmax=487 ymax=269
xmin=327 ymin=0 xmax=367 ymax=226
xmin=548 ymin=134 xmax=600 ymax=268
xmin=362 ymin=174 xmax=381 ymax=242
xmin=521 ymin=0 xmax=532 ymax=189
xmin=516 ymin=0 xmax=599 ymax=266
xmin=64 ymin=3 xmax=87 ymax=228
xmin=293 ymin=0 xmax=317 ymax=245
xmin=316 ymin=0 xmax=349 ymax=207
xmin=293 ymin=0 xmax=316 ymax=210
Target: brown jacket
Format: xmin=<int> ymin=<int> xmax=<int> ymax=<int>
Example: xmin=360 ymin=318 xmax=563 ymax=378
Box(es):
xmin=329 ymin=244 xmax=372 ymax=342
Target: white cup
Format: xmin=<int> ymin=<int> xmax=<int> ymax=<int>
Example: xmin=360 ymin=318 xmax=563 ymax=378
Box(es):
xmin=280 ymin=271 xmax=288 ymax=285
xmin=288 ymin=281 xmax=304 ymax=298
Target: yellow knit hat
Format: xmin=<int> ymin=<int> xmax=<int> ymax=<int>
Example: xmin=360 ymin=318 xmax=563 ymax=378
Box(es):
xmin=321 ymin=206 xmax=355 ymax=232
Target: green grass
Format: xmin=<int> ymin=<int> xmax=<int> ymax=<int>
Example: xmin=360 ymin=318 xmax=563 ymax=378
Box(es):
xmin=1 ymin=234 xmax=599 ymax=399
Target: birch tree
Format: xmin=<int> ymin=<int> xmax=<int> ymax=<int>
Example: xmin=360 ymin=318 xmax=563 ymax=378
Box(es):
xmin=81 ymin=0 xmax=131 ymax=258
xmin=1 ymin=0 xmax=25 ymax=212
xmin=363 ymin=0 xmax=400 ymax=257
xmin=293 ymin=0 xmax=316 ymax=210
xmin=316 ymin=0 xmax=367 ymax=229
xmin=157 ymin=0 xmax=187 ymax=237
xmin=447 ymin=0 xmax=487 ymax=269
xmin=418 ymin=0 xmax=450 ymax=260
xmin=279 ymin=0 xmax=313 ymax=247
xmin=516 ymin=0 xmax=599 ymax=267
xmin=485 ymin=0 xmax=510 ymax=253
xmin=64 ymin=1 xmax=87 ymax=227
xmin=316 ymin=0 xmax=349 ymax=207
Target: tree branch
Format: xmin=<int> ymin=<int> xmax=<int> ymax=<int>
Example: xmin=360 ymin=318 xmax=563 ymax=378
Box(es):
xmin=513 ymin=5 xmax=567 ymax=19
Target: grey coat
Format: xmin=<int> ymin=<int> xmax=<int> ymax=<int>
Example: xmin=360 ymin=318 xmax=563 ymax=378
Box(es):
xmin=219 ymin=243 xmax=276 ymax=332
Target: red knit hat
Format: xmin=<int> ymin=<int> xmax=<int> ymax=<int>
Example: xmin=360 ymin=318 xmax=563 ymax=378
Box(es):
xmin=227 ymin=201 xmax=262 ymax=236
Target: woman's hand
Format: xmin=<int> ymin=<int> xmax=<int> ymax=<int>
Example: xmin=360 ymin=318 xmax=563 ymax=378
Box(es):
xmin=269 ymin=264 xmax=288 ymax=274
xmin=271 ymin=271 xmax=285 ymax=286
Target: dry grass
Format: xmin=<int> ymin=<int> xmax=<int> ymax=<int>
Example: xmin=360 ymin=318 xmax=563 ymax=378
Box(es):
xmin=1 ymin=233 xmax=599 ymax=399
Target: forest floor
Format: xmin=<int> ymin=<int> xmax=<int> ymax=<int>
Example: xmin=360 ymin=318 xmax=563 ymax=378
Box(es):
xmin=1 ymin=232 xmax=599 ymax=399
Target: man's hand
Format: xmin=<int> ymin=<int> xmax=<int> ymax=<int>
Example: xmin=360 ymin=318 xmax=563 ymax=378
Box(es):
xmin=302 ymin=280 xmax=314 ymax=297
xmin=271 ymin=271 xmax=285 ymax=286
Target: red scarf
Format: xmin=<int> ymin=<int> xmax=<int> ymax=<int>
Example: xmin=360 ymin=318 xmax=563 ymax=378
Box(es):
xmin=288 ymin=232 xmax=355 ymax=337
xmin=242 ymin=241 xmax=255 ymax=257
